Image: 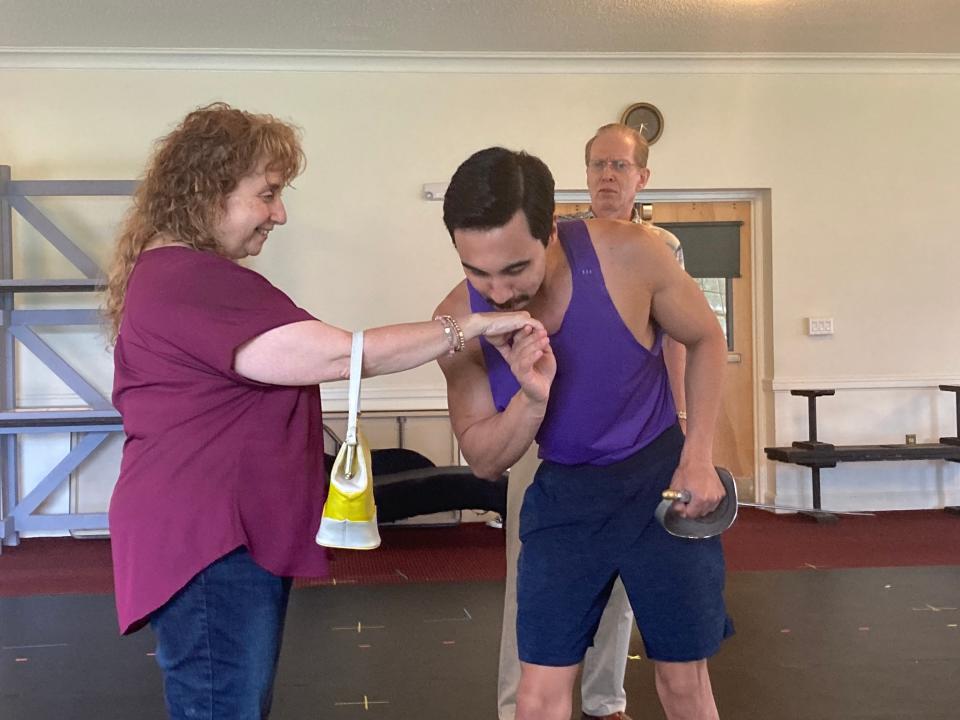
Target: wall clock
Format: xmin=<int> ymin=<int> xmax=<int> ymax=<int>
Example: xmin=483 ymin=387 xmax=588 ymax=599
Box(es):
xmin=621 ymin=102 xmax=664 ymax=145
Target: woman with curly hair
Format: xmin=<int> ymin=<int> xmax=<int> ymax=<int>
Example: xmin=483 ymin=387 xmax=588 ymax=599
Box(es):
xmin=104 ymin=102 xmax=536 ymax=720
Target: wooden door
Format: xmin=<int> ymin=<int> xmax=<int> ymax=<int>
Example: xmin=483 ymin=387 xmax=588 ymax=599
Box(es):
xmin=652 ymin=202 xmax=755 ymax=495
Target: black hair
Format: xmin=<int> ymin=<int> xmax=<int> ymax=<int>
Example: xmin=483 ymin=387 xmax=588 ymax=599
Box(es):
xmin=443 ymin=147 xmax=554 ymax=247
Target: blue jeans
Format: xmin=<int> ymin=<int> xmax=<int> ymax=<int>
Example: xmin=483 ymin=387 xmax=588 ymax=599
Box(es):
xmin=149 ymin=547 xmax=292 ymax=720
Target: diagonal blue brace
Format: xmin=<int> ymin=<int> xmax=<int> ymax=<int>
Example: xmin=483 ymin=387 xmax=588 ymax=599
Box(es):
xmin=8 ymin=196 xmax=103 ymax=279
xmin=13 ymin=431 xmax=111 ymax=520
xmin=8 ymin=325 xmax=113 ymax=410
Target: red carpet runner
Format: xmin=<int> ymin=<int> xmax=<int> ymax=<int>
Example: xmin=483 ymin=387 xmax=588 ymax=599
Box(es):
xmin=2 ymin=508 xmax=959 ymax=598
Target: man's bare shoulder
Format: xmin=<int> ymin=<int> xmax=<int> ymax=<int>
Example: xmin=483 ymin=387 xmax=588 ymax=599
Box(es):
xmin=584 ymin=217 xmax=668 ymax=261
xmin=433 ymin=279 xmax=470 ymax=318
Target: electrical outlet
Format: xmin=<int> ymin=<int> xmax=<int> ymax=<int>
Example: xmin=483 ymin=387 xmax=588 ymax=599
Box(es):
xmin=807 ymin=317 xmax=834 ymax=336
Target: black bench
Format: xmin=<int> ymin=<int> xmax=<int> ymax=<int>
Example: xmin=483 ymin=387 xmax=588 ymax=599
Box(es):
xmin=764 ymin=386 xmax=960 ymax=518
xmin=322 ymin=447 xmax=506 ymax=525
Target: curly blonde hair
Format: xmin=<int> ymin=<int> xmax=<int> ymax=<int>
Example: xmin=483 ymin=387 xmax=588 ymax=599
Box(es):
xmin=103 ymin=102 xmax=305 ymax=341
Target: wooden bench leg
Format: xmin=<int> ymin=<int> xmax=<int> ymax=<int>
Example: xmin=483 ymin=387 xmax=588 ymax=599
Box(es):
xmin=797 ymin=466 xmax=838 ymax=523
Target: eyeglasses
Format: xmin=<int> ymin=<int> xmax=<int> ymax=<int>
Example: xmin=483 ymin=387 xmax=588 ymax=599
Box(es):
xmin=588 ymin=159 xmax=639 ymax=174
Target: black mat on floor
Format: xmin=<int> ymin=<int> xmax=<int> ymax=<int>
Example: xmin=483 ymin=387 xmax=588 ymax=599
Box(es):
xmin=2 ymin=567 xmax=959 ymax=719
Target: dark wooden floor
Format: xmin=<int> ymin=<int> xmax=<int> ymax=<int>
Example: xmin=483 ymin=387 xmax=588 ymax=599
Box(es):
xmin=2 ymin=566 xmax=959 ymax=719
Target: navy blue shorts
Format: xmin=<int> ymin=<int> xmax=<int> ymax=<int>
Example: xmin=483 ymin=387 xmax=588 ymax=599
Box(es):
xmin=516 ymin=424 xmax=734 ymax=666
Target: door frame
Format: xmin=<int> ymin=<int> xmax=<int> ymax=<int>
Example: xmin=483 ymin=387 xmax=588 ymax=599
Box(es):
xmin=555 ymin=187 xmax=774 ymax=503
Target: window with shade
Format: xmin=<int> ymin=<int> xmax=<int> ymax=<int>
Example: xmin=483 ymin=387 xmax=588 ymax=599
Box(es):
xmin=658 ymin=221 xmax=743 ymax=351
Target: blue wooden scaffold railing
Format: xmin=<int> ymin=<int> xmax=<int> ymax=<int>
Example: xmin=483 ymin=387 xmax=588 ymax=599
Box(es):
xmin=0 ymin=166 xmax=136 ymax=552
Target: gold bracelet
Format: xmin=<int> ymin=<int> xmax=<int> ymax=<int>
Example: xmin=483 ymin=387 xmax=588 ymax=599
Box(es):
xmin=434 ymin=315 xmax=465 ymax=354
xmin=435 ymin=315 xmax=456 ymax=355
xmin=677 ymin=410 xmax=687 ymax=420
xmin=447 ymin=315 xmax=465 ymax=353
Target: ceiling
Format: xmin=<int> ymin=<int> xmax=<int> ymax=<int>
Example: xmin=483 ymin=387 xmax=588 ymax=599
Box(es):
xmin=2 ymin=0 xmax=959 ymax=55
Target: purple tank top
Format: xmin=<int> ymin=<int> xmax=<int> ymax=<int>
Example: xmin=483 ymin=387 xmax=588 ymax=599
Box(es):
xmin=470 ymin=220 xmax=677 ymax=465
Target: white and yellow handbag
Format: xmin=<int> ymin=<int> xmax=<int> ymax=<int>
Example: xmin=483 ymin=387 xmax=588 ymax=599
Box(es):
xmin=315 ymin=331 xmax=381 ymax=550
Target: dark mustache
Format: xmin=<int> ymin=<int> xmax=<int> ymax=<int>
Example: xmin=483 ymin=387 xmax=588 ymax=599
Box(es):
xmin=487 ymin=295 xmax=529 ymax=311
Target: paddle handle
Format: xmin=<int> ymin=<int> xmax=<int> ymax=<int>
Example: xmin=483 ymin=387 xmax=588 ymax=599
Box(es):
xmin=662 ymin=489 xmax=692 ymax=503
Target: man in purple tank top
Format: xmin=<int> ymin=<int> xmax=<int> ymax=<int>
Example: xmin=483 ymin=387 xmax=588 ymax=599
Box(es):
xmin=498 ymin=123 xmax=690 ymax=720
xmin=434 ymin=148 xmax=731 ymax=720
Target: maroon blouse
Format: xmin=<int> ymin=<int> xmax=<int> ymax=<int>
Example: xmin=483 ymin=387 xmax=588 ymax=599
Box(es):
xmin=110 ymin=247 xmax=328 ymax=633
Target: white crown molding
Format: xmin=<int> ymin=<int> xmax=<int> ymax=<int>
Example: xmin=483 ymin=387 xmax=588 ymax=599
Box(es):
xmin=3 ymin=48 xmax=960 ymax=74
xmin=769 ymin=376 xmax=960 ymax=392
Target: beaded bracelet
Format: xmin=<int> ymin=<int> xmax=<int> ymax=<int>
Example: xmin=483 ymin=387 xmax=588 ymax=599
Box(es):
xmin=435 ymin=315 xmax=466 ymax=354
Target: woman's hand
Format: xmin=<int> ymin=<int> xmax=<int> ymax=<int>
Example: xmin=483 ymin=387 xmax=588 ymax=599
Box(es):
xmin=484 ymin=321 xmax=555 ymax=405
xmin=458 ymin=313 xmax=554 ymax=404
xmin=463 ymin=311 xmax=536 ymax=342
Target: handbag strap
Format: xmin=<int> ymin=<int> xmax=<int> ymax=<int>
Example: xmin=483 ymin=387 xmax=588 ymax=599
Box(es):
xmin=344 ymin=330 xmax=363 ymax=447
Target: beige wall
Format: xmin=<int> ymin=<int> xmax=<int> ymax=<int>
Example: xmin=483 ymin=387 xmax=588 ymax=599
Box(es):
xmin=4 ymin=59 xmax=959 ymax=518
